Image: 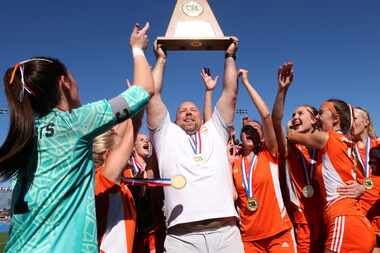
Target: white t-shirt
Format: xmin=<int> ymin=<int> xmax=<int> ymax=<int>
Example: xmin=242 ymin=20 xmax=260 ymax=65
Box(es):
xmin=151 ymin=107 xmax=238 ymax=228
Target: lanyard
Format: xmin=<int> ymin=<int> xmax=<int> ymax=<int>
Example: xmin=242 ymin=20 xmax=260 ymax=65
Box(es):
xmin=241 ymin=154 xmax=258 ymax=198
xmin=131 ymin=156 xmax=144 ymax=176
xmin=188 ymin=129 xmax=202 ymax=155
xmin=300 ymin=148 xmax=316 ymax=185
xmin=355 ymin=137 xmax=371 ymax=178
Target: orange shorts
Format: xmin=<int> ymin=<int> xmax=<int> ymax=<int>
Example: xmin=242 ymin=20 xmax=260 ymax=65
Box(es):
xmin=243 ymin=229 xmax=296 ymax=253
xmin=325 ymin=215 xmax=375 ymax=253
xmin=293 ymin=223 xmax=324 ymax=253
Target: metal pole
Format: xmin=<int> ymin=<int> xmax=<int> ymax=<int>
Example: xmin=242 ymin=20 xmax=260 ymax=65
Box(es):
xmin=234 ymin=108 xmax=248 ymax=139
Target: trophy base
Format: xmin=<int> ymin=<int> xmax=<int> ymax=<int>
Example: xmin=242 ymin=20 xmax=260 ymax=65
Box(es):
xmin=156 ymin=37 xmax=233 ymax=51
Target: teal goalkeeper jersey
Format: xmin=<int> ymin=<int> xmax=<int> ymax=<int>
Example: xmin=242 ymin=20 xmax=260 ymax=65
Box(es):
xmin=5 ymin=86 xmax=149 ymax=252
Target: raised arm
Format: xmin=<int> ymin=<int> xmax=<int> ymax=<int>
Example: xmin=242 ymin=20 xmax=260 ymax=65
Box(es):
xmin=130 ymin=23 xmax=154 ymax=96
xmin=287 ymin=130 xmax=329 ymax=150
xmin=79 ymin=23 xmax=153 ymax=140
xmin=239 ymin=69 xmax=277 ymax=155
xmin=216 ymin=38 xmax=239 ymax=125
xmin=272 ymin=62 xmax=294 ymax=159
xmin=101 ymin=111 xmax=144 ymax=183
xmin=147 ymin=42 xmax=168 ymax=130
xmin=201 ymin=67 xmax=219 ymax=122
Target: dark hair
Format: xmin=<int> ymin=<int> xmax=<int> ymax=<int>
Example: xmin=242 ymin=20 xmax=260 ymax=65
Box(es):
xmin=370 ymin=145 xmax=380 ymax=176
xmin=240 ymin=125 xmax=261 ymax=154
xmin=327 ymin=99 xmax=352 ymax=134
xmin=0 ymin=57 xmax=68 ymax=179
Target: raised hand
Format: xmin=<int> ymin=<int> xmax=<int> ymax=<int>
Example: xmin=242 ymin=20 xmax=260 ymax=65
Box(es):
xmin=238 ymin=69 xmax=250 ymax=85
xmin=201 ymin=67 xmax=219 ymax=91
xmin=277 ymin=62 xmax=294 ymax=89
xmin=226 ymin=36 xmax=239 ymax=55
xmin=153 ymin=40 xmax=167 ymax=60
xmin=130 ymin=22 xmax=150 ymax=50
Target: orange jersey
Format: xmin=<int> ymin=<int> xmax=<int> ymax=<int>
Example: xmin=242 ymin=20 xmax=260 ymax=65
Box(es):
xmin=359 ymin=176 xmax=380 ymax=214
xmin=95 ymin=167 xmax=137 ymax=253
xmin=316 ymin=131 xmax=376 ymax=252
xmin=285 ymin=144 xmax=324 ymax=222
xmin=315 ymin=131 xmax=362 ymax=216
xmin=354 ymin=138 xmax=380 ymax=233
xmin=233 ymin=150 xmax=292 ymax=241
xmin=359 ymin=175 xmax=380 ymax=233
xmin=285 ymin=144 xmax=324 ymax=252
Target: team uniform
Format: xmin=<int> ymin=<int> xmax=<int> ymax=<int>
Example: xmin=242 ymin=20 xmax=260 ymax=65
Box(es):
xmin=95 ymin=167 xmax=137 ymax=253
xmin=232 ymin=150 xmax=296 ymax=253
xmin=151 ymin=107 xmax=243 ymax=253
xmin=360 ymin=176 xmax=380 ymax=233
xmin=315 ymin=131 xmax=376 ymax=252
xmin=284 ymin=144 xmax=324 ymax=253
xmin=5 ymin=86 xmax=149 ymax=252
xmin=356 ymin=138 xmax=380 ymax=233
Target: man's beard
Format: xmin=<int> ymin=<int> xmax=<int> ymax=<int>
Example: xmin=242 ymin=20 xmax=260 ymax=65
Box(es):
xmin=183 ymin=122 xmax=200 ymax=135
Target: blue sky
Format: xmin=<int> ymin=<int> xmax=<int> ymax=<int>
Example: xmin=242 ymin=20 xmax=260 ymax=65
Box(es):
xmin=0 ymin=0 xmax=380 ymax=186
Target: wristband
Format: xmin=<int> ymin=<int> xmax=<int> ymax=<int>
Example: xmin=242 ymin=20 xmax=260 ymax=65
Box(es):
xmin=225 ymin=53 xmax=236 ymax=60
xmin=132 ymin=47 xmax=145 ymax=57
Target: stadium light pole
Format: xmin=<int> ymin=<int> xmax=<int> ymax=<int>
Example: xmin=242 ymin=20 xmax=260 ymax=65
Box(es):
xmin=234 ymin=108 xmax=248 ymax=137
xmin=235 ymin=108 xmax=248 ymax=123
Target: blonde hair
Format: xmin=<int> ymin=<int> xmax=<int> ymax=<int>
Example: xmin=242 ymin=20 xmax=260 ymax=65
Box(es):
xmin=356 ymin=107 xmax=377 ymax=139
xmin=92 ymin=130 xmax=115 ymax=167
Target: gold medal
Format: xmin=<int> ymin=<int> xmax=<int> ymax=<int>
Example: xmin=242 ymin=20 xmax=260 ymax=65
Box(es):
xmin=302 ymin=184 xmax=314 ymax=198
xmin=247 ymin=197 xmax=258 ymax=212
xmin=171 ymin=175 xmax=187 ymax=189
xmin=193 ymin=154 xmax=203 ymax=162
xmin=364 ymin=178 xmax=374 ymax=190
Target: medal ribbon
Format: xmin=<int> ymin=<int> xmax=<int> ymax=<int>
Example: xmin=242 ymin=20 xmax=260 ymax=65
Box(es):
xmin=188 ymin=129 xmax=202 ymax=155
xmin=241 ymin=155 xmax=258 ymax=198
xmin=131 ymin=156 xmax=145 ymax=176
xmin=122 ymin=177 xmax=172 ymax=187
xmin=355 ymin=137 xmax=371 ymax=178
xmin=300 ymin=148 xmax=316 ymax=186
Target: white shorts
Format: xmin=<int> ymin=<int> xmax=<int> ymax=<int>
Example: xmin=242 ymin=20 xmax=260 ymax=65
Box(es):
xmin=164 ymin=222 xmax=244 ymax=253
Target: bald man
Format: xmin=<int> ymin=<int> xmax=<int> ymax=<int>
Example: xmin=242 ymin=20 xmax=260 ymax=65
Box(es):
xmin=147 ymin=40 xmax=243 ymax=253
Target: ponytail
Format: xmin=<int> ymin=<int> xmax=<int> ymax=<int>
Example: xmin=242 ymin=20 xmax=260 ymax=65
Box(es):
xmin=0 ymin=57 xmax=67 ymax=179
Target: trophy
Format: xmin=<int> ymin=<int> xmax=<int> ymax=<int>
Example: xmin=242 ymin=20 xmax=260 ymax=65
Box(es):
xmin=157 ymin=0 xmax=232 ymax=50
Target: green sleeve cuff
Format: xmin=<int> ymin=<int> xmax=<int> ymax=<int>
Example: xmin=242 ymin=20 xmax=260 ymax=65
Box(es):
xmin=120 ymin=85 xmax=149 ymax=117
